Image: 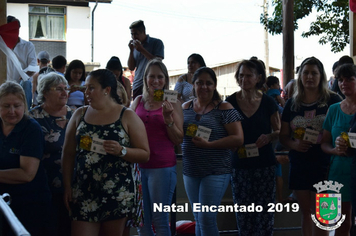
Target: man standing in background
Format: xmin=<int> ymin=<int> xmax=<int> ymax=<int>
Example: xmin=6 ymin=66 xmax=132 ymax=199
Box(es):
xmin=127 ymin=20 xmax=164 ymax=99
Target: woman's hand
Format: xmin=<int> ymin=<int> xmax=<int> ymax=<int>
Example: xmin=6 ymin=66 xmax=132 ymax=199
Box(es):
xmin=69 ymin=85 xmax=78 ymax=94
xmin=293 ymin=139 xmax=313 ymax=152
xmin=276 ymin=155 xmax=289 ymax=165
xmin=69 ymin=85 xmax=85 ymax=94
xmin=103 ymin=140 xmax=123 ymax=156
xmin=162 ymin=100 xmax=174 ymax=123
xmin=192 ymin=136 xmax=209 ymax=148
xmin=63 ymin=187 xmax=72 ymax=212
xmin=334 ymin=136 xmax=348 ymax=156
xmin=255 ymin=134 xmax=271 ymax=148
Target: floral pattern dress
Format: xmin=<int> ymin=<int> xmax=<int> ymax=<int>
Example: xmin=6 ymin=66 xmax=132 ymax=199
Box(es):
xmin=72 ymin=107 xmax=140 ymax=223
xmin=29 ymin=105 xmax=73 ymax=194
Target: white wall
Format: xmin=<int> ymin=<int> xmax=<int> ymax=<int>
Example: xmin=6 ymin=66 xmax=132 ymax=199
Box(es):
xmin=7 ymin=3 xmax=92 ymax=64
xmin=7 ymin=3 xmax=30 ymax=40
xmin=66 ymin=6 xmax=91 ymax=63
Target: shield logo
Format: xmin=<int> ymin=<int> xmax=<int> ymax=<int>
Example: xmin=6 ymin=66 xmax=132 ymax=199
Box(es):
xmin=315 ymin=193 xmax=342 ymax=224
xmin=311 ymin=181 xmax=346 ymax=231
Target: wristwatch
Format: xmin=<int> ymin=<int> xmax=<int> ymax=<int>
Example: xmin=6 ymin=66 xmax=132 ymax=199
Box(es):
xmin=119 ymin=146 xmax=127 ymax=157
xmin=166 ymin=121 xmax=174 ymax=128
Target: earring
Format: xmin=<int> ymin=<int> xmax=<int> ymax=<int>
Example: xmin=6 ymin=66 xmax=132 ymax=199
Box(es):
xmin=104 ymin=92 xmax=108 ymax=96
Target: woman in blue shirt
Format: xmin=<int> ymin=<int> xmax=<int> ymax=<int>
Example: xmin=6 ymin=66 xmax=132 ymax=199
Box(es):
xmin=0 ymin=81 xmax=51 ymax=236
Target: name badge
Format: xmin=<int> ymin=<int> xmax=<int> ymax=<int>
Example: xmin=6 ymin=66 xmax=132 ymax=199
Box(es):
xmin=163 ymin=90 xmax=178 ymax=103
xmin=245 ymin=143 xmax=259 ymax=157
xmin=303 ymin=128 xmax=319 ymax=144
xmin=348 ymin=132 xmax=356 ymax=148
xmin=91 ymin=137 xmax=107 ymax=155
xmin=196 ymin=125 xmax=212 ymax=141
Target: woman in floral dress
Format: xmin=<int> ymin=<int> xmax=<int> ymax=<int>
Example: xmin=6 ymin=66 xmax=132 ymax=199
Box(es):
xmin=62 ymin=69 xmax=150 ymax=236
xmin=29 ymin=72 xmax=73 ymax=235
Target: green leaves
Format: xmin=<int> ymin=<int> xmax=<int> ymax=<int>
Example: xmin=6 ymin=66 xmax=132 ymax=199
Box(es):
xmin=260 ymin=0 xmax=349 ymax=52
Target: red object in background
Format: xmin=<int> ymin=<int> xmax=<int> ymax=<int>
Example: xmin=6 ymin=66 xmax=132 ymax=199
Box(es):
xmin=176 ymin=221 xmax=196 ymax=234
xmin=0 ymin=21 xmax=19 ymax=49
xmin=351 ymin=0 xmax=356 ymax=13
xmin=280 ymin=68 xmax=284 ymax=89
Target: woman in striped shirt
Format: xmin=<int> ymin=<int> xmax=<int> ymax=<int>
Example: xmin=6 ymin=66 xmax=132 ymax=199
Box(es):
xmin=182 ymin=67 xmax=244 ymax=236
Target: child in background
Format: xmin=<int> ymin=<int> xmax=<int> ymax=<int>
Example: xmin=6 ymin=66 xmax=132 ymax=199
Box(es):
xmin=266 ymin=76 xmax=285 ymax=113
xmin=266 ymin=76 xmax=286 ymax=203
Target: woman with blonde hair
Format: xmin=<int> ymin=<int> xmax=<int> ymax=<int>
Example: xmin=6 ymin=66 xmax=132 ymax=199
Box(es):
xmin=131 ymin=58 xmax=184 ymax=236
xmin=280 ymin=57 xmax=341 ymax=236
xmin=0 ymin=81 xmax=51 ymax=235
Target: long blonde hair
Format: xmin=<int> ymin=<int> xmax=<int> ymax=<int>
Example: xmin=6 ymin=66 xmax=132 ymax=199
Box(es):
xmin=142 ymin=59 xmax=169 ymax=101
xmin=292 ymin=57 xmax=331 ymax=111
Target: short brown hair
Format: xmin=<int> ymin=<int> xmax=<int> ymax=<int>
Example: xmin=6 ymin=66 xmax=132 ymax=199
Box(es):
xmin=130 ymin=20 xmax=145 ymax=32
xmin=235 ymin=59 xmax=266 ymax=89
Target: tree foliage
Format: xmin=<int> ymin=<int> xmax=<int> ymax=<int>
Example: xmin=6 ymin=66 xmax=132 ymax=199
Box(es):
xmin=260 ymin=0 xmax=349 ymax=53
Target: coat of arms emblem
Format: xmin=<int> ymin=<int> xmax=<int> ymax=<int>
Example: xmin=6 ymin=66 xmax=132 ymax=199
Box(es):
xmin=311 ymin=180 xmax=346 ymax=231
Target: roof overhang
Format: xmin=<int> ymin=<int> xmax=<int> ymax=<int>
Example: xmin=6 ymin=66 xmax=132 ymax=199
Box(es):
xmin=7 ymin=0 xmax=112 ymax=7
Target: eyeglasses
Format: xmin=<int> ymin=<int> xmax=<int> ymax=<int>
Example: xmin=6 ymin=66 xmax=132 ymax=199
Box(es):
xmin=50 ymin=87 xmax=70 ymax=93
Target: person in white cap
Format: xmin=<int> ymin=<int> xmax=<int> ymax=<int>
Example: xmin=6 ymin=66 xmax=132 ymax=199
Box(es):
xmin=32 ymin=51 xmax=51 ymax=107
xmin=37 ymin=51 xmax=50 ymax=68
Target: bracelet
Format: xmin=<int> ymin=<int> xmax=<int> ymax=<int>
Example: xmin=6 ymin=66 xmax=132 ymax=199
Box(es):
xmin=166 ymin=121 xmax=174 ymax=128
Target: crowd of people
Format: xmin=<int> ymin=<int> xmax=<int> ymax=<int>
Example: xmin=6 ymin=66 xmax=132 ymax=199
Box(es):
xmin=2 ymin=15 xmax=356 ymax=236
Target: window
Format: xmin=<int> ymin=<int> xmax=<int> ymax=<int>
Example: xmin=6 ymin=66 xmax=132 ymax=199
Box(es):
xmin=29 ymin=6 xmax=66 ymax=41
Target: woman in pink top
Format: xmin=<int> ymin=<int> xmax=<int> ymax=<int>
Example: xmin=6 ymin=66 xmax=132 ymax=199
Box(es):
xmin=131 ymin=59 xmax=184 ymax=236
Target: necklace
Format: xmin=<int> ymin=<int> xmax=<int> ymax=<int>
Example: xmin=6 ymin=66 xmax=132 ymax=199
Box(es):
xmin=194 ymin=99 xmax=212 ymax=121
xmin=146 ymin=100 xmax=157 ymax=109
xmin=342 ymin=100 xmax=356 ymax=115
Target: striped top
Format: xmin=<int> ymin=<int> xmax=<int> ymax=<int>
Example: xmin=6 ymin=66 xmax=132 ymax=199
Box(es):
xmin=174 ymin=79 xmax=194 ymax=102
xmin=182 ymin=102 xmax=243 ymax=177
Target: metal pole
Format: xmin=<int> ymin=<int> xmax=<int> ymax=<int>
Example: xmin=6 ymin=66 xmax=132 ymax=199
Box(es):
xmin=0 ymin=194 xmax=30 ymax=236
xmin=91 ymin=1 xmax=98 ymax=63
xmin=263 ymin=0 xmax=270 ymax=76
